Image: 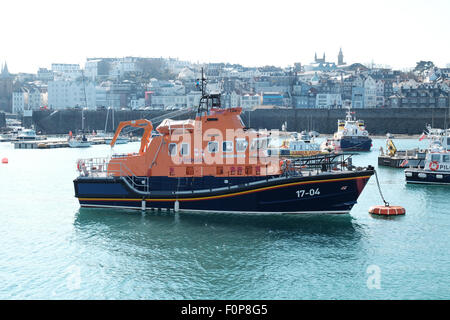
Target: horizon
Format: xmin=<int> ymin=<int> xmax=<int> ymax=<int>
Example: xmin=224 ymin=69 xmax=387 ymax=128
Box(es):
xmin=1 ymin=0 xmax=449 ymax=74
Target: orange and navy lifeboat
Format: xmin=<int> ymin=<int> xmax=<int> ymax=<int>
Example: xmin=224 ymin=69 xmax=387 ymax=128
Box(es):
xmin=73 ymin=75 xmax=374 ymax=214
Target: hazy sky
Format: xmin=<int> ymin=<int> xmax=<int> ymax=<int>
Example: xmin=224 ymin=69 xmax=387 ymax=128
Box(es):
xmin=1 ymin=0 xmax=449 ymax=73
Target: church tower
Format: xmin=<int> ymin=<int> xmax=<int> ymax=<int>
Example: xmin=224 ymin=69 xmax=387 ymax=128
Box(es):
xmin=0 ymin=61 xmax=13 ymax=113
xmin=338 ymin=48 xmax=345 ymax=65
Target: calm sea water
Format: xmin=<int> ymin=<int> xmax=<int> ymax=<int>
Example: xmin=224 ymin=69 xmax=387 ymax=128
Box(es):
xmin=0 ymin=138 xmax=448 ymax=299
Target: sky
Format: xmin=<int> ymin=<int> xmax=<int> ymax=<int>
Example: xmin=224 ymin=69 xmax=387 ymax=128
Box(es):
xmin=1 ymin=0 xmax=449 ymax=73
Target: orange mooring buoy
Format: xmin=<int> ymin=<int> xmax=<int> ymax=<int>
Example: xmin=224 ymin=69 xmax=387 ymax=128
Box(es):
xmin=1 ymin=157 xmax=8 ymax=164
xmin=369 ymin=205 xmax=405 ymax=216
xmin=369 ymin=170 xmax=405 ymax=216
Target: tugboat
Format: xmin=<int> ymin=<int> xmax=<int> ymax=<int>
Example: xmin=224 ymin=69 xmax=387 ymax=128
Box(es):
xmin=73 ymin=71 xmax=374 ymax=214
xmin=405 ymin=128 xmax=450 ymax=185
xmin=321 ymin=107 xmax=372 ymax=152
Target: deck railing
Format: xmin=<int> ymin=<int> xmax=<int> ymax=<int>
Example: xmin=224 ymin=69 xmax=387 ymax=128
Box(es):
xmin=76 ymin=156 xmax=149 ymax=193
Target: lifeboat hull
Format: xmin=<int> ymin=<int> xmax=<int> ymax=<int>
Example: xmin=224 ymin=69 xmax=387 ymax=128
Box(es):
xmin=74 ymin=170 xmax=373 ymax=214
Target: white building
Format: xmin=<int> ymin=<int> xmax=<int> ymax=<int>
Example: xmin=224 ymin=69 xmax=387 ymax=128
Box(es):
xmin=363 ymin=76 xmax=377 ymax=108
xmin=51 ymin=63 xmax=81 ymax=80
xmin=12 ymin=90 xmax=28 ymax=114
xmin=48 ymin=80 xmax=96 ymax=109
xmin=375 ymin=80 xmax=385 ymax=107
xmin=240 ymin=94 xmax=261 ymax=109
xmin=315 ymin=93 xmax=342 ymax=108
xmin=28 ymin=88 xmax=43 ymax=109
xmin=110 ymin=57 xmax=137 ymax=77
xmin=129 ymin=98 xmax=146 ymax=110
xmin=150 ymin=95 xmax=187 ymax=109
xmin=167 ymin=58 xmax=191 ymax=74
xmin=84 ymin=59 xmax=102 ymax=80
xmin=37 ymin=68 xmax=54 ymax=81
xmin=95 ymin=86 xmax=121 ymax=109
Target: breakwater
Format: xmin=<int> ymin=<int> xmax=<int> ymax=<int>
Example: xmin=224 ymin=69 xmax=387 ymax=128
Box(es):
xmin=30 ymin=107 xmax=450 ymax=135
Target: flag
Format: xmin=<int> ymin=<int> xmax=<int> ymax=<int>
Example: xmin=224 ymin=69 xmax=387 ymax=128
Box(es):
xmin=69 ymin=131 xmax=72 ymax=137
xmin=400 ymin=159 xmax=408 ymax=167
xmin=419 ymin=133 xmax=426 ymax=141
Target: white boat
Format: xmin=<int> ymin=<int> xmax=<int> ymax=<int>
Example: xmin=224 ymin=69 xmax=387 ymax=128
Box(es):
xmin=68 ymin=134 xmax=92 ymax=148
xmin=405 ymin=127 xmax=450 ymax=185
xmin=268 ymin=130 xmax=322 ymax=157
xmin=17 ymin=129 xmax=38 ymax=140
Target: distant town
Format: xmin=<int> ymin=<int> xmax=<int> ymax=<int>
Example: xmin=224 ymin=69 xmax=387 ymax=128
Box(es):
xmin=0 ymin=49 xmax=449 ymax=118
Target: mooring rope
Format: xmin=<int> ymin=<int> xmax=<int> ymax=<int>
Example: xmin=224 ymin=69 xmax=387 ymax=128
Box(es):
xmin=374 ymin=169 xmax=389 ymax=207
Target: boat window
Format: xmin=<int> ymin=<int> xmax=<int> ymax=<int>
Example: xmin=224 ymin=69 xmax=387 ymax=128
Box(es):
xmin=443 ymin=155 xmax=450 ymax=162
xmin=236 ymin=139 xmax=248 ymax=152
xmin=447 ymin=137 xmax=450 ymax=146
xmin=223 ymin=141 xmax=233 ymax=153
xmin=168 ymin=143 xmax=177 ymax=156
xmin=431 ymin=154 xmax=441 ymax=162
xmin=180 ymin=143 xmax=189 ymax=156
xmin=208 ymin=141 xmax=219 ymax=153
xmin=250 ymin=138 xmax=268 ymax=151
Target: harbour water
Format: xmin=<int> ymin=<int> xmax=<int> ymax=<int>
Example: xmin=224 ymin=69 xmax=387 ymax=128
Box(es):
xmin=0 ymin=138 xmax=449 ymax=299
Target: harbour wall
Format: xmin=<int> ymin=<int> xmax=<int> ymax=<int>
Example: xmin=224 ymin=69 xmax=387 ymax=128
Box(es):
xmin=30 ymin=108 xmax=450 ymax=135
xmin=0 ymin=112 xmax=5 ymax=129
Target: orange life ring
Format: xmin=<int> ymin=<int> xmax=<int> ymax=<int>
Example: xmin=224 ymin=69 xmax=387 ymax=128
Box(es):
xmin=429 ymin=161 xmax=439 ymax=171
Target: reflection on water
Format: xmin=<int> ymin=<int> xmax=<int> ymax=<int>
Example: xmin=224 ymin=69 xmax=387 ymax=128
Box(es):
xmin=75 ymin=207 xmax=360 ymax=238
xmin=73 ymin=208 xmax=366 ymax=299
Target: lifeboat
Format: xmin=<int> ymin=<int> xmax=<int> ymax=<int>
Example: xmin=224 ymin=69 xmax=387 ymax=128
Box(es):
xmin=73 ymin=70 xmax=375 ymax=214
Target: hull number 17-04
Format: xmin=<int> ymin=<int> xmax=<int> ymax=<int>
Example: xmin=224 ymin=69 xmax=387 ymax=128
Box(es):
xmin=296 ymin=188 xmax=320 ymax=198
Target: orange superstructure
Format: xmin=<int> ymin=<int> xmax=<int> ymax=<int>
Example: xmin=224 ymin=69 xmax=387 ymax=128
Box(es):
xmin=107 ymin=105 xmax=282 ymax=178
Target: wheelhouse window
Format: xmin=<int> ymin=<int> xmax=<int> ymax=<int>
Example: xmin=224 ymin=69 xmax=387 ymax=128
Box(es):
xmin=431 ymin=154 xmax=441 ymax=162
xmin=223 ymin=141 xmax=233 ymax=153
xmin=443 ymin=155 xmax=450 ymax=163
xmin=208 ymin=141 xmax=219 ymax=153
xmin=236 ymin=138 xmax=248 ymax=152
xmin=168 ymin=143 xmax=177 ymax=156
xmin=180 ymin=143 xmax=189 ymax=156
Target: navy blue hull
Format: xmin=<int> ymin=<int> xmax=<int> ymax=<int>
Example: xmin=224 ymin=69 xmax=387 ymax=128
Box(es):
xmin=405 ymin=169 xmax=450 ymax=185
xmin=74 ymin=171 xmax=373 ymax=214
xmin=336 ymin=137 xmax=372 ymax=152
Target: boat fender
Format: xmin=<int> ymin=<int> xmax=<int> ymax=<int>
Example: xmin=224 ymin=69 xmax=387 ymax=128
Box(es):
xmin=429 ymin=161 xmax=439 ymax=171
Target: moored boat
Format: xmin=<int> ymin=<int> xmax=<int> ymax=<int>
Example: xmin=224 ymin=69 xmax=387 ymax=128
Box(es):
xmin=17 ymin=128 xmax=38 ymax=140
xmin=73 ymin=71 xmax=374 ymax=214
xmin=68 ymin=133 xmax=92 ymax=148
xmin=405 ymin=127 xmax=450 ymax=185
xmin=321 ymin=107 xmax=372 ymax=152
xmin=378 ymin=137 xmax=426 ymax=168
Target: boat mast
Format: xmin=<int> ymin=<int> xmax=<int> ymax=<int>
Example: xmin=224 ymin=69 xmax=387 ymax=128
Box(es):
xmin=81 ymin=70 xmax=88 ymax=132
xmin=104 ymin=108 xmax=109 ymax=132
